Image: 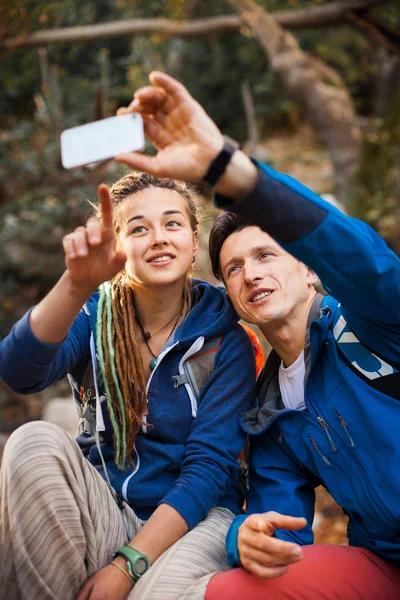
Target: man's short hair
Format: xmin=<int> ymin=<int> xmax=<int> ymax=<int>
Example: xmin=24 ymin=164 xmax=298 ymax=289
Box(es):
xmin=209 ymin=212 xmax=250 ymax=281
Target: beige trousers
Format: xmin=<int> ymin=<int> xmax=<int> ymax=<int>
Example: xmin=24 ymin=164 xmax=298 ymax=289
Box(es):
xmin=0 ymin=422 xmax=232 ymax=600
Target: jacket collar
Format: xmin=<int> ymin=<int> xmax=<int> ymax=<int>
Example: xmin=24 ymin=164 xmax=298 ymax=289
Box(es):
xmin=241 ymin=293 xmax=333 ymax=435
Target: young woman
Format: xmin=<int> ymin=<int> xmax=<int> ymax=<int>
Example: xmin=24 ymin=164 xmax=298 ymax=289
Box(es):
xmin=0 ymin=172 xmax=256 ymax=600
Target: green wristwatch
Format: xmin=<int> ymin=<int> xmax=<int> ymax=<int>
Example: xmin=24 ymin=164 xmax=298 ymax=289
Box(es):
xmin=113 ymin=546 xmax=151 ymax=581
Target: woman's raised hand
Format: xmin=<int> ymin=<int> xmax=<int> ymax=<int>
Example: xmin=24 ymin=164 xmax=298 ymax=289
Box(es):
xmin=115 ymin=71 xmax=224 ymax=183
xmin=63 ymin=184 xmax=126 ymax=293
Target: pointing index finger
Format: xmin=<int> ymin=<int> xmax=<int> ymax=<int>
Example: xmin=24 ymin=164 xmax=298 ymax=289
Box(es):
xmin=263 ymin=513 xmax=307 ymax=533
xmin=98 ymin=184 xmax=113 ymax=228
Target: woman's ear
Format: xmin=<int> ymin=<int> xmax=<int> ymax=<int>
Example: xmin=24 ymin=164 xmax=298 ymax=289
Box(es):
xmin=193 ymin=230 xmax=200 ymax=254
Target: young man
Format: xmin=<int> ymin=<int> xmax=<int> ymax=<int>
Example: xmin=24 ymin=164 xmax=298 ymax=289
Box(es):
xmin=117 ymin=72 xmax=400 ymax=599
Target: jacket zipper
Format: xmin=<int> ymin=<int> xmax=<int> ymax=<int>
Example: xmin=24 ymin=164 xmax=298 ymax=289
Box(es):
xmin=327 ymin=430 xmax=395 ymax=528
xmin=312 ymin=408 xmax=394 ymax=527
xmin=145 ymin=341 xmax=179 ymax=396
xmin=316 ymin=416 xmax=337 ymax=452
xmin=121 ymin=444 xmax=140 ymax=501
xmin=335 ymin=409 xmax=355 ymax=448
xmin=121 ymin=341 xmax=179 ymax=501
xmin=177 ymin=337 xmax=205 ymax=418
xmin=309 ymin=436 xmax=331 ymax=466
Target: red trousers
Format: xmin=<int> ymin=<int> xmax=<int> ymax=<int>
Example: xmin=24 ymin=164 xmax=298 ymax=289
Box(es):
xmin=206 ymin=545 xmax=400 ymax=600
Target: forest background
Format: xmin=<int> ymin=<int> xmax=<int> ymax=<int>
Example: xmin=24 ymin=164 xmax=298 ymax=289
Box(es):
xmin=0 ymin=0 xmax=399 ymax=544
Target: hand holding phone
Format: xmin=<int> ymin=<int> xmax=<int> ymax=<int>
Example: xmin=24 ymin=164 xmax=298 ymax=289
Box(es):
xmin=61 ymin=113 xmax=144 ymax=169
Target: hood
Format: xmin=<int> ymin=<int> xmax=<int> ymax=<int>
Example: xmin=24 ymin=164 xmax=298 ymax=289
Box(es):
xmin=173 ymin=279 xmax=238 ymax=350
xmin=83 ymin=280 xmax=238 ymax=352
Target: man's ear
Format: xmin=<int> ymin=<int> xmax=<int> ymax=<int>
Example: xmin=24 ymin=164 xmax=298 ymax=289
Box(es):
xmin=306 ymin=266 xmax=319 ymax=286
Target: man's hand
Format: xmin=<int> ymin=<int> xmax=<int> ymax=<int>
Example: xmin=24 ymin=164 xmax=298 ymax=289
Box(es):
xmin=116 ymin=71 xmax=258 ymax=198
xmin=238 ymin=512 xmax=307 ymax=578
xmin=63 ymin=184 xmax=126 ymax=294
xmin=76 ymin=561 xmax=133 ymax=600
xmin=115 ymin=71 xmax=223 ymax=182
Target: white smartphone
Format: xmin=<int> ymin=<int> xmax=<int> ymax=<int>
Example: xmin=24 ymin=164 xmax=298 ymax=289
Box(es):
xmin=60 ymin=113 xmax=144 ymax=169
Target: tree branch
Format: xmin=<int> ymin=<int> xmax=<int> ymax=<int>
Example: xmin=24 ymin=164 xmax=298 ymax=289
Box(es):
xmin=225 ymin=0 xmax=362 ymax=201
xmin=346 ymin=11 xmax=400 ymax=54
xmin=0 ymin=1 xmax=386 ymax=49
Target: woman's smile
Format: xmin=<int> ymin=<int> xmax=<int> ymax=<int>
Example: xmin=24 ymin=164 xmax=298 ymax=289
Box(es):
xmin=117 ymin=187 xmax=199 ymax=286
xmin=147 ymin=251 xmax=175 ymax=266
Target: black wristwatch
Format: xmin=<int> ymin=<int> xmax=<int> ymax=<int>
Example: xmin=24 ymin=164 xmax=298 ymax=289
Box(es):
xmin=202 ymin=136 xmax=239 ymax=187
xmin=113 ymin=546 xmax=151 ymax=581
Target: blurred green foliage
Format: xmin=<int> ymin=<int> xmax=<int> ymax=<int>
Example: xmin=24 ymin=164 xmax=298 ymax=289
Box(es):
xmin=0 ymin=0 xmax=399 ymax=336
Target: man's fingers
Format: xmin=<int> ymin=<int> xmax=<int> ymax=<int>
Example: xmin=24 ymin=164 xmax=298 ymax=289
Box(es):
xmin=263 ymin=512 xmax=307 ymax=532
xmin=152 ymin=107 xmax=171 ymax=127
xmin=240 ymin=534 xmax=303 ymax=563
xmin=245 ymin=561 xmax=289 ymax=580
xmin=134 ymin=85 xmax=167 ymax=101
xmin=98 ymin=184 xmax=113 ymax=229
xmin=239 ymin=524 xmax=303 ymax=564
xmin=131 ymin=86 xmax=177 ymax=119
xmin=238 ymin=512 xmax=306 ymax=574
xmin=149 ymin=71 xmax=190 ymax=101
xmin=129 ymin=95 xmax=178 ymax=128
xmin=133 ymin=86 xmax=169 ymax=107
xmin=143 ymin=117 xmax=174 ymax=149
xmin=244 ymin=514 xmax=267 ymax=533
xmin=245 ymin=512 xmax=306 ymax=533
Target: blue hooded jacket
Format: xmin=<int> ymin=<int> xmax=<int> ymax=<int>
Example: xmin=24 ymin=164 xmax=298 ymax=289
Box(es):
xmin=215 ymin=163 xmax=400 ymax=564
xmin=0 ymin=279 xmax=256 ymax=530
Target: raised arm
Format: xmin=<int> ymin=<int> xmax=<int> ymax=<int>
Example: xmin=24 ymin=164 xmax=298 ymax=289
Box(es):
xmin=214 ymin=163 xmax=400 ymax=338
xmin=30 ymin=185 xmax=126 ymax=344
xmin=117 ymin=73 xmax=400 ymax=349
xmin=0 ymin=186 xmax=126 ymax=392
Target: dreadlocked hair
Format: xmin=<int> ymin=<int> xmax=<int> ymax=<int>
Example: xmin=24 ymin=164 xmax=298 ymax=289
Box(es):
xmin=94 ymin=172 xmax=201 ymax=470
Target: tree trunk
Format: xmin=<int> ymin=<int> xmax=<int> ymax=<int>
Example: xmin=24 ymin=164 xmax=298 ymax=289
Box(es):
xmin=373 ymin=49 xmax=400 ymax=117
xmin=226 ymin=0 xmax=361 ymax=202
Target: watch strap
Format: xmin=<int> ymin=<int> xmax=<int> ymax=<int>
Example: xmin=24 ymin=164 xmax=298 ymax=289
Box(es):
xmin=202 ymin=136 xmax=239 ymax=187
xmin=113 ymin=546 xmax=151 ymax=581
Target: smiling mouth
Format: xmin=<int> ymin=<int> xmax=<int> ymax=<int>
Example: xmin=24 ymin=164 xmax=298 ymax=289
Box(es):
xmin=250 ymin=290 xmax=273 ymax=303
xmin=148 ymin=254 xmax=174 ymax=264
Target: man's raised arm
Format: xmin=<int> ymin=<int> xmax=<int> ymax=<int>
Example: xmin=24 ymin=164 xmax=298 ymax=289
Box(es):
xmin=116 ymin=72 xmax=400 ymax=344
xmin=115 ymin=71 xmax=258 ymax=200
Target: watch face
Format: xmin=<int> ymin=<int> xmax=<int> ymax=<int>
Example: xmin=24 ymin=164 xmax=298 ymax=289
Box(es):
xmin=135 ymin=557 xmax=149 ymax=575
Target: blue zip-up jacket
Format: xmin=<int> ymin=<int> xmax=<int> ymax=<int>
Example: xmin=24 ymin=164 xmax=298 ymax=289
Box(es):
xmin=0 ymin=279 xmax=256 ymax=530
xmin=215 ymin=163 xmax=400 ymax=565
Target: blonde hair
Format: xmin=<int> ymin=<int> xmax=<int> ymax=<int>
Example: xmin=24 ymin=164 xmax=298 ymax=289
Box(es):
xmin=95 ymin=172 xmax=200 ymax=469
